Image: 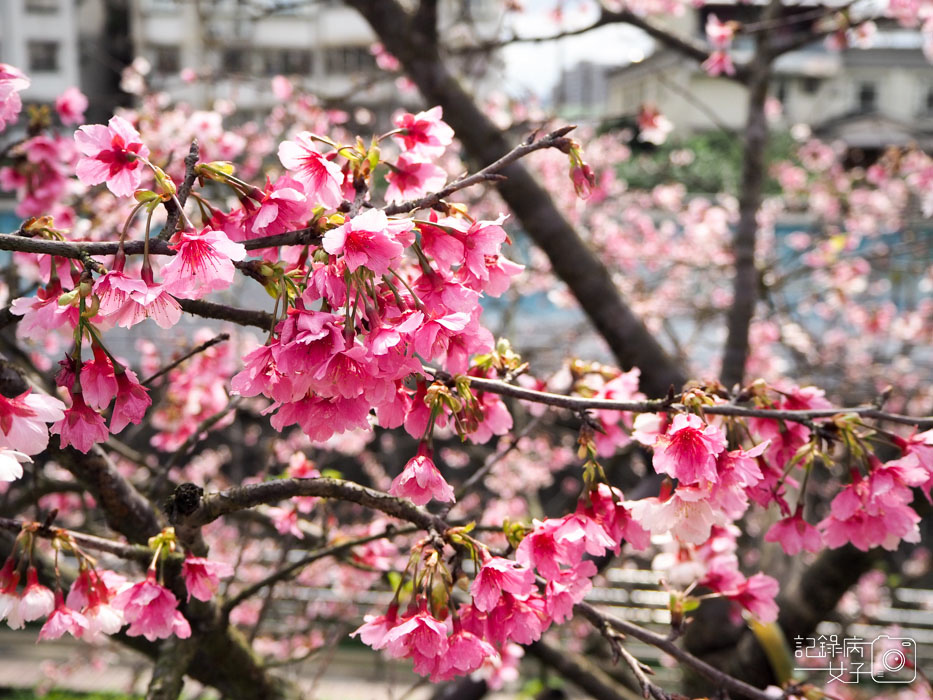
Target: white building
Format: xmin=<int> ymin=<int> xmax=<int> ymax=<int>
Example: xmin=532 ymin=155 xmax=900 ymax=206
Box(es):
xmin=123 ymin=0 xmax=500 ymax=118
xmin=0 ymin=0 xmax=81 ymax=104
xmin=606 ymin=6 xmax=933 ymax=153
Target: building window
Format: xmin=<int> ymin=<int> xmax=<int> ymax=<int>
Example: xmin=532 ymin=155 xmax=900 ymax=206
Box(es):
xmin=776 ymin=79 xmax=788 ymax=104
xmin=323 ymin=46 xmax=375 ymax=75
xmin=152 ymin=45 xmax=180 ymax=74
xmin=223 ymin=48 xmax=250 ymax=74
xmin=28 ymin=41 xmax=59 ymax=72
xmin=263 ymin=49 xmax=313 ymax=76
xmin=858 ymin=82 xmax=877 ymax=112
xmin=25 ymin=0 xmax=59 ymax=13
xmin=801 ymin=77 xmax=821 ymax=95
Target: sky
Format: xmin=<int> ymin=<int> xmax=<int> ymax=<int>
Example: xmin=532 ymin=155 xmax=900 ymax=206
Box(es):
xmin=495 ymin=1 xmax=655 ymax=97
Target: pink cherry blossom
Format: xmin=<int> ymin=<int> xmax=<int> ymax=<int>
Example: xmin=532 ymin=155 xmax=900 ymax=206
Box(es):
xmin=485 ymin=592 xmax=549 ymax=645
xmin=50 ymin=390 xmax=109 ymax=453
xmin=0 ymin=64 xmax=30 ymax=133
xmin=652 ymin=413 xmax=728 ymax=487
xmin=724 ymin=573 xmax=780 ymax=623
xmin=702 ymin=50 xmax=736 ymax=77
xmin=322 ymin=208 xmax=414 ymax=276
xmin=705 ymin=14 xmax=735 ymax=48
xmin=182 ymin=555 xmax=234 ymax=602
xmin=74 ymin=115 xmax=150 ymax=197
xmin=39 ymin=590 xmax=88 ymax=640
xmin=241 ymin=175 xmax=312 ymax=239
xmin=435 ymin=627 xmax=497 ymax=680
xmin=392 ymin=106 xmax=455 ymax=157
xmin=627 ymin=485 xmax=729 ymax=545
xmin=116 ymin=281 xmax=183 ymax=329
xmin=765 ymin=512 xmax=822 ymax=555
xmin=163 ymin=227 xmax=247 ymax=299
xmin=389 ymin=444 xmax=455 ymax=506
xmin=351 ymin=603 xmax=399 ymax=650
xmin=0 ymin=387 xmax=64 ymax=457
xmin=277 ymin=132 xmax=344 ymax=208
xmin=515 ymin=519 xmax=581 ymax=580
xmin=10 ymin=280 xmax=79 ymax=341
xmin=0 ymin=449 xmax=30 ymax=483
xmin=19 ymin=567 xmax=55 ymax=623
xmin=94 ymin=269 xmax=149 ymax=320
xmin=110 ymin=370 xmax=152 ymax=434
xmin=385 ymin=153 xmax=447 ymax=202
xmin=81 ymin=346 xmax=118 ymax=411
xmin=112 ymin=572 xmax=192 ymax=642
xmin=55 ymin=87 xmax=88 ymax=126
xmin=0 ymin=559 xmax=20 ymax=624
xmin=383 ymin=607 xmax=449 ymax=662
xmin=471 ymin=556 xmax=535 ymax=612
xmin=545 ymin=560 xmax=597 ymax=623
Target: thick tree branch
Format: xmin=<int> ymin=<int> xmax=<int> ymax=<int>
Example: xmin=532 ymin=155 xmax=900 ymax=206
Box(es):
xmin=720 ymin=0 xmax=781 ymax=389
xmin=146 ymin=637 xmax=198 ymax=700
xmin=176 ymin=299 xmax=272 ymax=329
xmin=173 ymin=476 xmax=448 ymax=532
xmin=348 ymin=0 xmax=687 ymax=398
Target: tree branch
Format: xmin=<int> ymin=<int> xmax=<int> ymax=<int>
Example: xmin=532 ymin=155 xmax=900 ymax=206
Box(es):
xmin=171 ymin=476 xmax=448 ymax=532
xmin=143 ymin=333 xmax=230 ymax=386
xmin=385 ymin=126 xmax=574 ymax=215
xmin=575 ymin=602 xmax=775 ymax=700
xmin=429 ymin=370 xmax=933 ymax=429
xmin=0 ymin=515 xmax=152 ymax=562
xmin=176 ymin=299 xmax=272 ymax=330
xmin=720 ymin=0 xmax=781 ymax=389
xmin=158 ymin=140 xmax=200 ymax=241
xmin=221 ymin=524 xmax=416 ymax=617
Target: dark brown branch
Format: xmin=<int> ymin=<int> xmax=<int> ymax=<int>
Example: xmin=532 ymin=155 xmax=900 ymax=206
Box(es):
xmin=176 ymin=299 xmax=273 ymax=330
xmin=428 ymin=369 xmax=933 ymax=428
xmin=146 ymin=636 xmax=198 ymax=700
xmin=384 ymin=126 xmax=575 ymax=215
xmin=452 ymin=6 xmax=747 ymax=82
xmin=0 ymin=516 xmax=152 ymax=562
xmin=720 ymin=0 xmax=781 ymax=389
xmin=526 ymin=638 xmax=643 ymax=700
xmin=158 ymin=140 xmax=200 ymax=241
xmin=49 ymin=442 xmax=164 ymax=544
xmin=575 ymin=602 xmax=775 ymax=700
xmin=176 ymin=476 xmax=447 ymax=532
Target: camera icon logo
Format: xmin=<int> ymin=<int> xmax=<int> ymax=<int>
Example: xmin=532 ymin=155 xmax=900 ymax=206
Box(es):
xmin=871 ymin=636 xmax=917 ymax=683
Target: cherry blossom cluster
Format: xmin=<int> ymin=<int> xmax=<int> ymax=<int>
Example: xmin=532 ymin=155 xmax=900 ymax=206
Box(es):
xmin=0 ymin=525 xmax=230 ymax=644
xmin=0 ymin=57 xmax=931 ymax=700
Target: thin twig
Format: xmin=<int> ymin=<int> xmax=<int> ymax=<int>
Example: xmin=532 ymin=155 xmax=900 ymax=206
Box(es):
xmin=427 ymin=369 xmax=933 ymax=429
xmin=576 ymin=602 xmax=775 ymax=700
xmin=222 ymin=525 xmax=415 ymax=617
xmin=384 ymin=125 xmax=577 ymax=215
xmin=143 ymin=333 xmax=230 ymax=386
xmin=158 ymin=140 xmax=200 ymax=241
xmin=0 ymin=516 xmax=152 ymax=562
